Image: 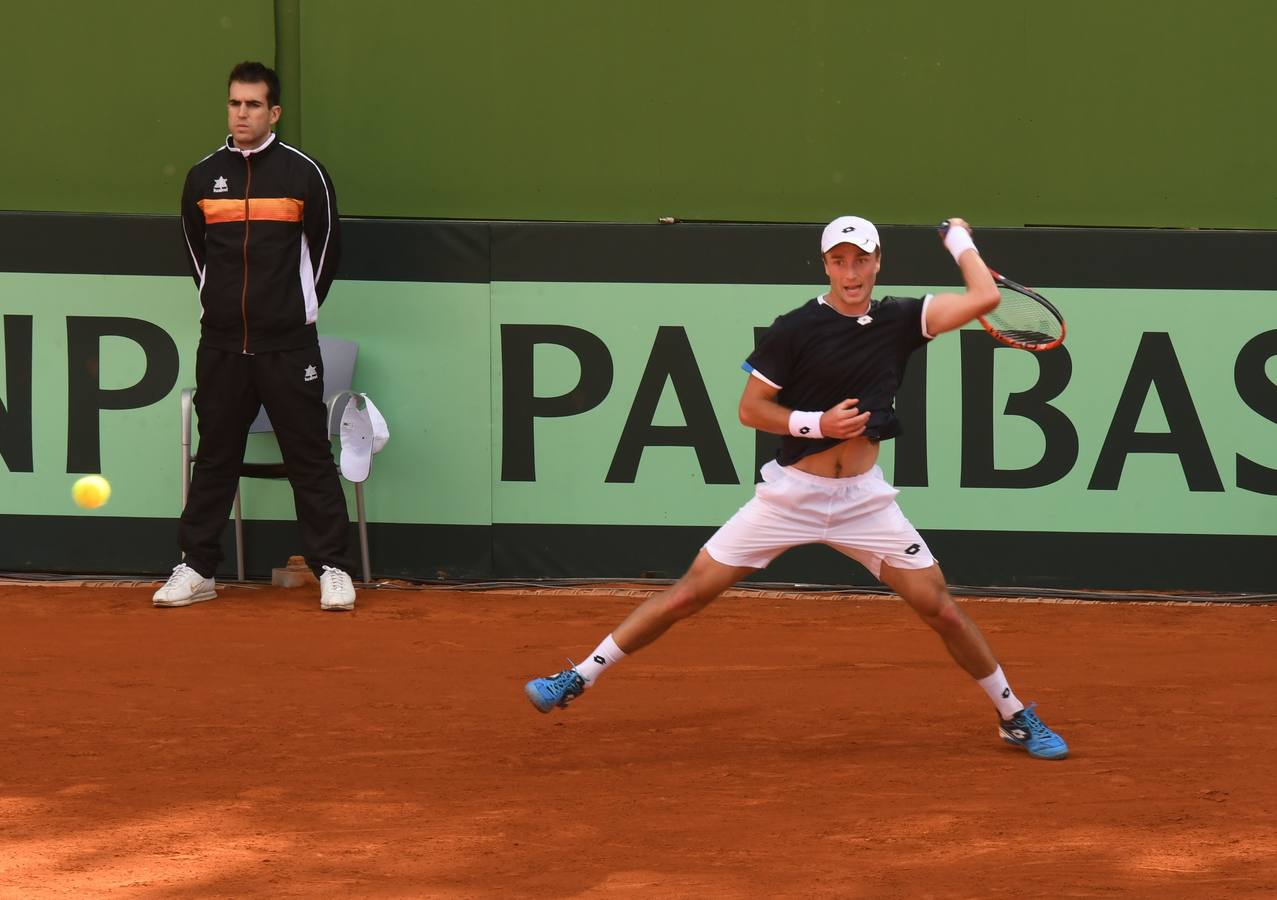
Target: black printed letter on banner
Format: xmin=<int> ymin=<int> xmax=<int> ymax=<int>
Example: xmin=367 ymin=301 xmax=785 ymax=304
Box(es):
xmin=1089 ymin=332 xmax=1222 ymax=491
xmin=500 ymin=324 xmax=613 ymax=482
xmin=66 ymin=316 xmax=179 ymax=474
xmin=607 ymin=326 xmax=737 ymax=485
xmin=1235 ymin=329 xmax=1277 ymax=496
xmin=0 ymin=315 xmax=34 ymax=473
xmin=960 ymin=331 xmax=1078 ymax=489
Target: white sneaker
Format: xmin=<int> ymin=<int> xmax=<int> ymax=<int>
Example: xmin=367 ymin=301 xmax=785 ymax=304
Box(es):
xmin=319 ymin=565 xmax=356 ymax=611
xmin=153 ymin=563 xmax=217 ymax=607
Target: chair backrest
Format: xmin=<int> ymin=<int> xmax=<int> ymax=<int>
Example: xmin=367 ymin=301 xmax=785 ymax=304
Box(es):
xmin=248 ymin=336 xmax=359 ymax=436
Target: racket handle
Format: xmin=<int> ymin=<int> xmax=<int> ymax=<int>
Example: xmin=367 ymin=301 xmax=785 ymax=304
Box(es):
xmin=937 ymin=220 xmax=951 ymax=237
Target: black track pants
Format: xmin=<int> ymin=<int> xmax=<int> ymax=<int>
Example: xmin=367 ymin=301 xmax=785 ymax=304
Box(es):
xmin=179 ymin=342 xmax=353 ymax=578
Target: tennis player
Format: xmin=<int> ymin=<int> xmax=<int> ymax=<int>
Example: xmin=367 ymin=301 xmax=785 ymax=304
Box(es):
xmin=524 ymin=215 xmax=1068 ymax=760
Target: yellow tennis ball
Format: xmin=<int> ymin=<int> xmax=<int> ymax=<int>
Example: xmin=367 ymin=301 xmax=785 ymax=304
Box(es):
xmin=72 ymin=474 xmax=111 ymax=509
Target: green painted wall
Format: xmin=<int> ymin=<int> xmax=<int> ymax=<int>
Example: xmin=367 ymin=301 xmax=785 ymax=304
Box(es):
xmin=0 ymin=1 xmax=276 ymax=215
xmin=2 ymin=1 xmax=1273 ymax=227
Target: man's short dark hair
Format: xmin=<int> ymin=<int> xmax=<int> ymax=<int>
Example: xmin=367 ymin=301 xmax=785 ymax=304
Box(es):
xmin=228 ymin=61 xmax=280 ymax=107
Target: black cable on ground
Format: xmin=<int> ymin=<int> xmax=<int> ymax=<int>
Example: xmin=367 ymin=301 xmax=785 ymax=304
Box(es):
xmin=2 ymin=571 xmax=1273 ymax=605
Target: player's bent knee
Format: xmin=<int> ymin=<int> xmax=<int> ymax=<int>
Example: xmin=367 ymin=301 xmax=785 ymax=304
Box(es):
xmin=662 ymin=584 xmax=714 ymax=620
xmin=923 ymin=598 xmax=967 ymax=636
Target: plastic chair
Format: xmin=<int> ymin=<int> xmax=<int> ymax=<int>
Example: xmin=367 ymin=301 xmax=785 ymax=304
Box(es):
xmin=179 ymin=337 xmax=371 ymax=584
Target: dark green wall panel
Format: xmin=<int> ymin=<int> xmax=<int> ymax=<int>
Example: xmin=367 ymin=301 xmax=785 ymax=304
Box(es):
xmin=300 ymin=0 xmax=1031 ymax=223
xmin=2 ymin=2 xmax=1273 ymax=228
xmin=0 ymin=1 xmax=275 ymax=214
xmin=299 ymin=0 xmax=1276 ymax=226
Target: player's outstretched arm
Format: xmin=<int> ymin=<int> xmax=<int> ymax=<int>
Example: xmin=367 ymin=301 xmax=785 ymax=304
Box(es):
xmin=737 ymin=376 xmax=869 ymax=439
xmin=923 ymin=217 xmax=1000 ymax=337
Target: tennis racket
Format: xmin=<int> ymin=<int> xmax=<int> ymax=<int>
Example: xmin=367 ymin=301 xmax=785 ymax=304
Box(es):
xmin=938 ymin=222 xmax=1066 ymax=352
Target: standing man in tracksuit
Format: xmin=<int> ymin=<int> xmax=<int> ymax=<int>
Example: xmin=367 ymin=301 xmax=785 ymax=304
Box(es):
xmin=154 ymin=60 xmax=358 ymax=612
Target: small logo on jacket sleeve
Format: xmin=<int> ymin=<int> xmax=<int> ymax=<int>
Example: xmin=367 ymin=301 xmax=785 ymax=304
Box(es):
xmin=213 ymin=176 xmax=229 ymax=193
xmin=304 ymin=365 xmax=318 ymax=382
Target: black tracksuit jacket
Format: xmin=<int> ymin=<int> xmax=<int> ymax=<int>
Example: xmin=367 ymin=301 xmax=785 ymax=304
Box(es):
xmin=180 ymin=133 xmax=341 ymax=353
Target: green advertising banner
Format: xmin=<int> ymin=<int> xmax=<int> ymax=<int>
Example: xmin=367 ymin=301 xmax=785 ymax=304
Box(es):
xmin=0 ymin=274 xmax=492 ymax=526
xmin=4 ymin=274 xmax=1273 ymax=538
xmin=491 ymin=282 xmax=1276 ymax=536
xmin=2 ymin=215 xmax=1274 ymax=589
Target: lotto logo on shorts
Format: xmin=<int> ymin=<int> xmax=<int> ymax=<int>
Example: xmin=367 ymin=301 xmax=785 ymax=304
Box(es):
xmin=905 ymin=543 xmax=921 ymax=556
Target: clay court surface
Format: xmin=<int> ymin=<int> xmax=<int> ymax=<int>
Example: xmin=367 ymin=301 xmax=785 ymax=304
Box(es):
xmin=2 ymin=582 xmax=1275 ymax=898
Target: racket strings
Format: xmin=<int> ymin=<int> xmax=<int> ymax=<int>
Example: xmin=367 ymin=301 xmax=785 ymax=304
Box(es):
xmin=986 ymin=289 xmax=1063 ymax=345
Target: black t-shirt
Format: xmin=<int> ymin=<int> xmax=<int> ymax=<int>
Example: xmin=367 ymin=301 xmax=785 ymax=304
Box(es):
xmin=743 ymin=294 xmax=932 ymax=465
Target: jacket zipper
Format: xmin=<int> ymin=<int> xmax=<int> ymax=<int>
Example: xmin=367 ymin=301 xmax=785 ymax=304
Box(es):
xmin=240 ymin=156 xmax=252 ymax=354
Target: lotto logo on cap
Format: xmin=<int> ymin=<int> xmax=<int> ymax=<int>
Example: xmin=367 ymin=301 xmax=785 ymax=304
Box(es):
xmin=821 ymin=216 xmax=880 ymax=254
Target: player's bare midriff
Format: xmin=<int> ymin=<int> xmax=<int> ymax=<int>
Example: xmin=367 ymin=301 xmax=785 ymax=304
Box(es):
xmin=792 ymin=435 xmax=880 ymax=479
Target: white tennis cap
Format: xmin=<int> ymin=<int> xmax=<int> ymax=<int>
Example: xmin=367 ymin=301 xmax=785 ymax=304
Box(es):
xmin=339 ymin=394 xmax=390 ymax=483
xmin=820 ymin=215 xmax=880 ymax=254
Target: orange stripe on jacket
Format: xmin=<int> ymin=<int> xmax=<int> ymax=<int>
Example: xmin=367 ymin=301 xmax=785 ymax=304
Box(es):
xmin=198 ymin=198 xmax=304 ymax=224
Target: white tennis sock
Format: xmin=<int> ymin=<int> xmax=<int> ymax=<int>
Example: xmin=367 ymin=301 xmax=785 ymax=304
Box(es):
xmin=575 ymin=634 xmax=627 ymax=686
xmin=976 ymin=665 xmax=1024 ymax=720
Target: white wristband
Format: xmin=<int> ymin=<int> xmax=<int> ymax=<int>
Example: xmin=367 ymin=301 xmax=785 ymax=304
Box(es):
xmin=943 ymin=225 xmax=977 ymax=263
xmin=788 ymin=409 xmax=824 ymax=439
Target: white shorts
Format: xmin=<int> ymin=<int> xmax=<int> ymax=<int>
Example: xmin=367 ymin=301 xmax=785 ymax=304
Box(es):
xmin=704 ymin=459 xmax=936 ymax=579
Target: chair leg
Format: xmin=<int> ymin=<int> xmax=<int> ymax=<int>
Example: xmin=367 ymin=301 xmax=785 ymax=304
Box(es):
xmin=233 ymin=487 xmax=245 ymax=583
xmin=180 ymin=388 xmax=194 ymax=511
xmin=355 ymin=482 xmax=371 ymax=585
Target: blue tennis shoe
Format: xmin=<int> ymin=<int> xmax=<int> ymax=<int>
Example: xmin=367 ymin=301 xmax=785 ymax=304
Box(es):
xmin=999 ymin=703 xmax=1068 ymax=760
xmin=525 ymin=662 xmax=586 ymax=713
